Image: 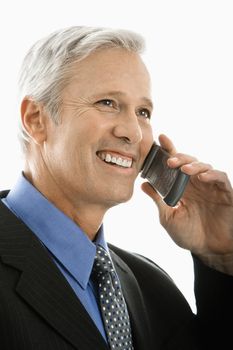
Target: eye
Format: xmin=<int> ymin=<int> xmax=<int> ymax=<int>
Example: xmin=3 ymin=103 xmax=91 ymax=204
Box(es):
xmin=96 ymin=99 xmax=114 ymax=107
xmin=137 ymin=108 xmax=151 ymax=120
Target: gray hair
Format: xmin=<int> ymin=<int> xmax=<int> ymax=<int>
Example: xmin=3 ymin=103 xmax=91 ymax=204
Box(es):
xmin=18 ymin=26 xmax=145 ymax=151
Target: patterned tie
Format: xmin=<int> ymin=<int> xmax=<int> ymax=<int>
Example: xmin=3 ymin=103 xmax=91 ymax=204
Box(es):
xmin=92 ymin=245 xmax=134 ymax=350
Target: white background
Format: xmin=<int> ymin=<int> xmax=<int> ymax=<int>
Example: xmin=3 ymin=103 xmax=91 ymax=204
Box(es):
xmin=0 ymin=0 xmax=232 ymax=312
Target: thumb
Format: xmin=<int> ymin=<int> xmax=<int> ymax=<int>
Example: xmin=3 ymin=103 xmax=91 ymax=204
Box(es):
xmin=141 ymin=182 xmax=167 ymax=212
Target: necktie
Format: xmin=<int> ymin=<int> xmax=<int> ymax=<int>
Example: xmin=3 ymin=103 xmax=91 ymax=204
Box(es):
xmin=92 ymin=245 xmax=134 ymax=350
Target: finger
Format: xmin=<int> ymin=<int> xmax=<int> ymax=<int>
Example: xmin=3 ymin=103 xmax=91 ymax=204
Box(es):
xmin=168 ymin=153 xmax=198 ymax=168
xmin=198 ymin=169 xmax=233 ymax=191
xmin=158 ymin=134 xmax=177 ymax=156
xmin=180 ymin=161 xmax=213 ymax=176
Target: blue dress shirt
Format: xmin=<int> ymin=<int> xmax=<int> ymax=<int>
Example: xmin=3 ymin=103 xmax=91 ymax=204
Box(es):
xmin=2 ymin=174 xmax=108 ymax=342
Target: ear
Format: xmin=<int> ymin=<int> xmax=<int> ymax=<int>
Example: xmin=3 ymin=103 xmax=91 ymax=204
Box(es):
xmin=21 ymin=98 xmax=47 ymax=145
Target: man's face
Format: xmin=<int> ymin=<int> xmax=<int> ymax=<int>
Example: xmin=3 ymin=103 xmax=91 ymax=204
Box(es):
xmin=43 ymin=48 xmax=154 ymax=209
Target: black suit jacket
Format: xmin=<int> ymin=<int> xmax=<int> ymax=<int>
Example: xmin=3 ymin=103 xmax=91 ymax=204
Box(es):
xmin=0 ymin=190 xmax=232 ymax=349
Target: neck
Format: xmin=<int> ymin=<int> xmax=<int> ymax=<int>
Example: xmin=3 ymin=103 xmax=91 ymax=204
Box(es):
xmin=23 ymin=167 xmax=107 ymax=241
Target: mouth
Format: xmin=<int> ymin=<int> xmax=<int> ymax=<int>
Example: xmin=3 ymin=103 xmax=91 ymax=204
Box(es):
xmin=96 ymin=150 xmax=133 ymax=169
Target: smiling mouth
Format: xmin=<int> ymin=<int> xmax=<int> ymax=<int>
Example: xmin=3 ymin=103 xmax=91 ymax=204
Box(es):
xmin=97 ymin=151 xmax=133 ymax=168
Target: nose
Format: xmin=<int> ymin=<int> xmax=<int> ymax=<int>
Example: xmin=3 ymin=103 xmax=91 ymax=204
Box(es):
xmin=112 ymin=111 xmax=142 ymax=144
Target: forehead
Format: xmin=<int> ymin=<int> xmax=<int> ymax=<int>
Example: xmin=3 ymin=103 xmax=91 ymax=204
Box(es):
xmin=64 ymin=47 xmax=151 ymax=100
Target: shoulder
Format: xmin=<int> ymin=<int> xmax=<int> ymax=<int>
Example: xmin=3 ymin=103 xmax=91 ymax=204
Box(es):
xmin=108 ymin=243 xmax=186 ymax=297
xmin=109 ymin=243 xmax=172 ymax=279
xmin=108 ymin=242 xmax=194 ymax=339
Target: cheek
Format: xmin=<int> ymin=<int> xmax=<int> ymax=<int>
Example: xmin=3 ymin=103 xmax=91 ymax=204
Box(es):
xmin=141 ymin=124 xmax=154 ymax=156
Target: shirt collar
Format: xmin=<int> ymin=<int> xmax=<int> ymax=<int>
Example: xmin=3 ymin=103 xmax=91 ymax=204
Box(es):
xmin=3 ymin=173 xmax=108 ymax=289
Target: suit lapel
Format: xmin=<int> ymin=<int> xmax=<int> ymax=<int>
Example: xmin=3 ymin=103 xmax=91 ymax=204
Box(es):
xmin=0 ymin=199 xmax=108 ymax=350
xmin=109 ymin=246 xmax=152 ymax=350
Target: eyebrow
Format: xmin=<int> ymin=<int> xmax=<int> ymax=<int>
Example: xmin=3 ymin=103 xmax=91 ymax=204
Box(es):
xmin=91 ymin=90 xmax=154 ymax=109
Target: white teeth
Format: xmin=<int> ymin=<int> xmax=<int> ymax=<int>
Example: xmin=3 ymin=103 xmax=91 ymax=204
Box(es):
xmin=105 ymin=154 xmax=111 ymax=162
xmin=116 ymin=158 xmax=123 ymax=166
xmin=98 ymin=152 xmax=133 ymax=168
xmin=122 ymin=159 xmax=128 ymax=167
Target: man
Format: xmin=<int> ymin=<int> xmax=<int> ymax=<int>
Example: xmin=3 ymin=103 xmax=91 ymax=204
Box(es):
xmin=0 ymin=26 xmax=232 ymax=350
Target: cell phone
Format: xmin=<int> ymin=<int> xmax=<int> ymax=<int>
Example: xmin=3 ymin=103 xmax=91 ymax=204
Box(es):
xmin=141 ymin=142 xmax=190 ymax=206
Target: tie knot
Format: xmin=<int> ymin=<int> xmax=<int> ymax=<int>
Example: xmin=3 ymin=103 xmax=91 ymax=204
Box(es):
xmin=93 ymin=245 xmax=114 ymax=276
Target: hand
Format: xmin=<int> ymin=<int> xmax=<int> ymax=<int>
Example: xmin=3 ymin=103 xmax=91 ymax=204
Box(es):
xmin=141 ymin=134 xmax=233 ymax=272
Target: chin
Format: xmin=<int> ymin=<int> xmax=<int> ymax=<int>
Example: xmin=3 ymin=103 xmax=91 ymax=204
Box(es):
xmin=106 ymin=187 xmax=134 ymax=207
